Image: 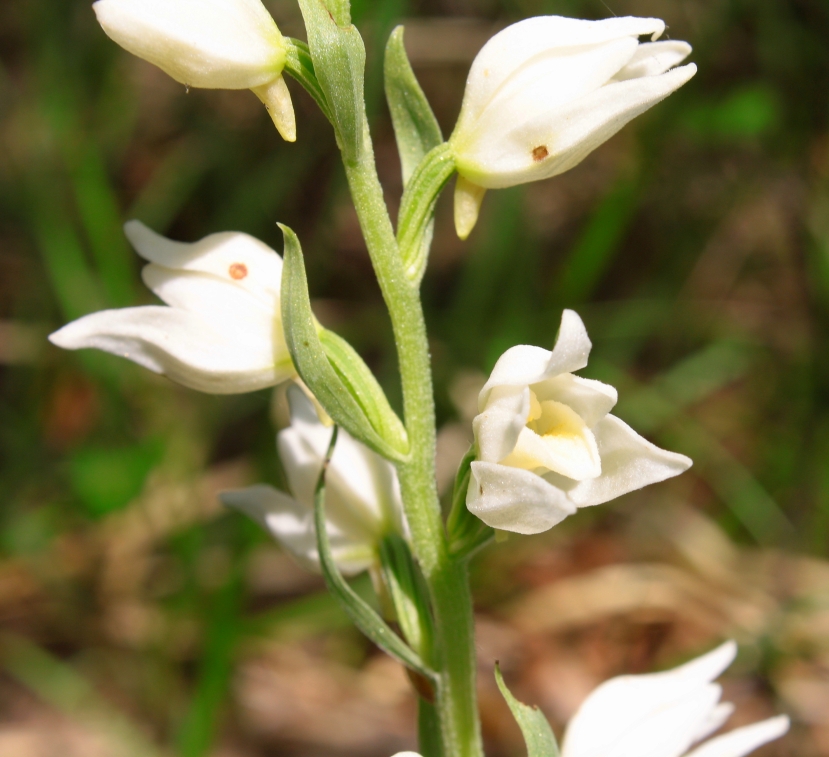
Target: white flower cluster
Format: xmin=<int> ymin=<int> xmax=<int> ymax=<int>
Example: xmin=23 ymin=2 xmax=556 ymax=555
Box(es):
xmin=51 ymin=7 xmax=702 ymax=552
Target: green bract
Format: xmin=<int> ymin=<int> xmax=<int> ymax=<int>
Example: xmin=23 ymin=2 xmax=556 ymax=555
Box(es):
xmin=279 ymin=224 xmax=409 ymax=462
xmin=495 ymin=664 xmax=560 ymax=757
xmin=297 ymin=0 xmax=368 ymax=162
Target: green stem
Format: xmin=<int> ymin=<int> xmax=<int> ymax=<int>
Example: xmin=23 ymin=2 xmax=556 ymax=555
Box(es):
xmin=341 ymin=134 xmax=482 ymax=757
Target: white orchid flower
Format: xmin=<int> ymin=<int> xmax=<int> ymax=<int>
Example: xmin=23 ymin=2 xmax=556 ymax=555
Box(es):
xmin=466 ymin=309 xmax=691 ymax=534
xmin=49 ymin=221 xmax=295 ymax=394
xmin=561 ymin=641 xmax=789 ymax=757
xmin=93 ymin=0 xmax=296 ymax=140
xmin=449 ymin=15 xmax=696 ymax=237
xmin=221 ymin=384 xmax=407 ymax=575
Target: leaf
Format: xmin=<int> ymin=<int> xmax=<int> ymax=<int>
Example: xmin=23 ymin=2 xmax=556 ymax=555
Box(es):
xmin=384 ymin=26 xmax=443 ymax=186
xmin=397 ymin=142 xmax=455 ymax=283
xmin=296 ymin=0 xmax=367 ymax=162
xmin=495 ymin=664 xmax=560 ymax=757
xmin=283 ymin=37 xmax=332 ymax=124
xmin=314 ymin=428 xmax=435 ymax=680
xmin=279 ymin=224 xmax=408 ymax=461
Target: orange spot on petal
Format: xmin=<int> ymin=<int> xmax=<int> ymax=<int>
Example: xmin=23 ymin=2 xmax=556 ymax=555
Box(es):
xmin=532 ymin=145 xmax=549 ymax=162
xmin=229 ymin=263 xmax=248 ymax=280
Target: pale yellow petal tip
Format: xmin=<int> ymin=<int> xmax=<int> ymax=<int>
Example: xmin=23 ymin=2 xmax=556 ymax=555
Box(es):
xmin=454 ymin=176 xmax=487 ymax=240
xmin=253 ymin=75 xmax=296 ymax=142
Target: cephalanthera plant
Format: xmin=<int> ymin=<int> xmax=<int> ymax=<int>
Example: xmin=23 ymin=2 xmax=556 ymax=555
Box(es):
xmin=49 ymin=3 xmax=789 ymax=756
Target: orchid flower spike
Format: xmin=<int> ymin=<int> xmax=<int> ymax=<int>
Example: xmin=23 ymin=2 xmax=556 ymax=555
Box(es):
xmin=467 ymin=309 xmax=692 ymax=534
xmin=221 ymin=384 xmax=408 ymax=575
xmin=561 ymin=641 xmax=789 ymax=757
xmin=449 ymin=15 xmax=696 ymax=238
xmin=49 ymin=221 xmax=295 ymax=394
xmin=93 ymin=0 xmax=296 ymax=140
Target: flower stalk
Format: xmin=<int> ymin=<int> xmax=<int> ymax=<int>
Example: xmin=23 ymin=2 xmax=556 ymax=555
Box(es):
xmin=342 ymin=135 xmax=484 ymax=757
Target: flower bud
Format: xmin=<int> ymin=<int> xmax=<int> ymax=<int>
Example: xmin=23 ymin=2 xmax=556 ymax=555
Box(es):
xmin=467 ymin=309 xmax=692 ymax=534
xmin=93 ymin=0 xmax=296 ymax=140
xmin=222 ymin=384 xmax=408 ymax=575
xmin=449 ymin=15 xmax=696 ymax=237
xmin=49 ymin=221 xmax=296 ymax=394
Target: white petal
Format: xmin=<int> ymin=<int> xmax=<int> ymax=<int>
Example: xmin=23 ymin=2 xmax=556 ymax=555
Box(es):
xmin=221 ymin=485 xmax=375 ymax=575
xmin=684 ymin=716 xmax=790 ymax=757
xmin=461 ymin=62 xmax=696 ymax=189
xmin=457 ymin=16 xmax=666 ymax=126
xmin=456 ymin=37 xmax=640 ymax=174
xmin=612 ymin=41 xmax=692 ymax=81
xmin=48 ymin=305 xmax=291 ymax=393
xmin=544 ymin=309 xmax=593 ymax=380
xmin=141 ymin=267 xmax=278 ymax=351
xmin=565 ymin=414 xmax=692 ymax=508
xmin=479 ymin=310 xmax=590 ymax=407
xmin=466 ymin=461 xmax=576 ymax=534
xmin=692 ymin=703 xmax=736 ymax=744
xmin=93 ymin=0 xmax=285 ymax=90
xmin=600 ymin=685 xmax=724 ymax=757
xmin=125 ymin=221 xmax=283 ymax=305
xmin=533 ymin=374 xmax=617 ymax=427
xmin=473 ymin=386 xmax=530 ymax=463
xmin=391 ymin=753 xmax=424 ymax=757
xmin=562 ymin=643 xmax=737 ymax=757
xmin=479 ymin=345 xmax=552 ymax=409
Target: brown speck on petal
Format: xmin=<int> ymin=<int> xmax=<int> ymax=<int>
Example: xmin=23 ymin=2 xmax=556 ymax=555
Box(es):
xmin=229 ymin=263 xmax=248 ymax=280
xmin=532 ymin=145 xmax=549 ymax=162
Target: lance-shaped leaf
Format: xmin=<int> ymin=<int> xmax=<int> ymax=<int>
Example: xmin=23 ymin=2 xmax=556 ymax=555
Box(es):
xmin=297 ymin=0 xmax=367 ymax=162
xmin=315 ymin=428 xmax=435 ymax=680
xmin=397 ymin=143 xmax=456 ymax=283
xmin=284 ymin=37 xmax=332 ymax=124
xmin=280 ymin=224 xmax=408 ymax=461
xmin=384 ymin=26 xmax=443 ymax=186
xmin=495 ymin=664 xmax=560 ymax=757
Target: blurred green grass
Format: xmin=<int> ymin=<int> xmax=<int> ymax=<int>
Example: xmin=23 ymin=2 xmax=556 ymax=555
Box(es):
xmin=1 ymin=0 xmax=828 ymax=754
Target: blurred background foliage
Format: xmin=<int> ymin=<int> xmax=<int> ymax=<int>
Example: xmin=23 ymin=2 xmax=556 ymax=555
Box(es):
xmin=1 ymin=0 xmax=829 ymax=755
